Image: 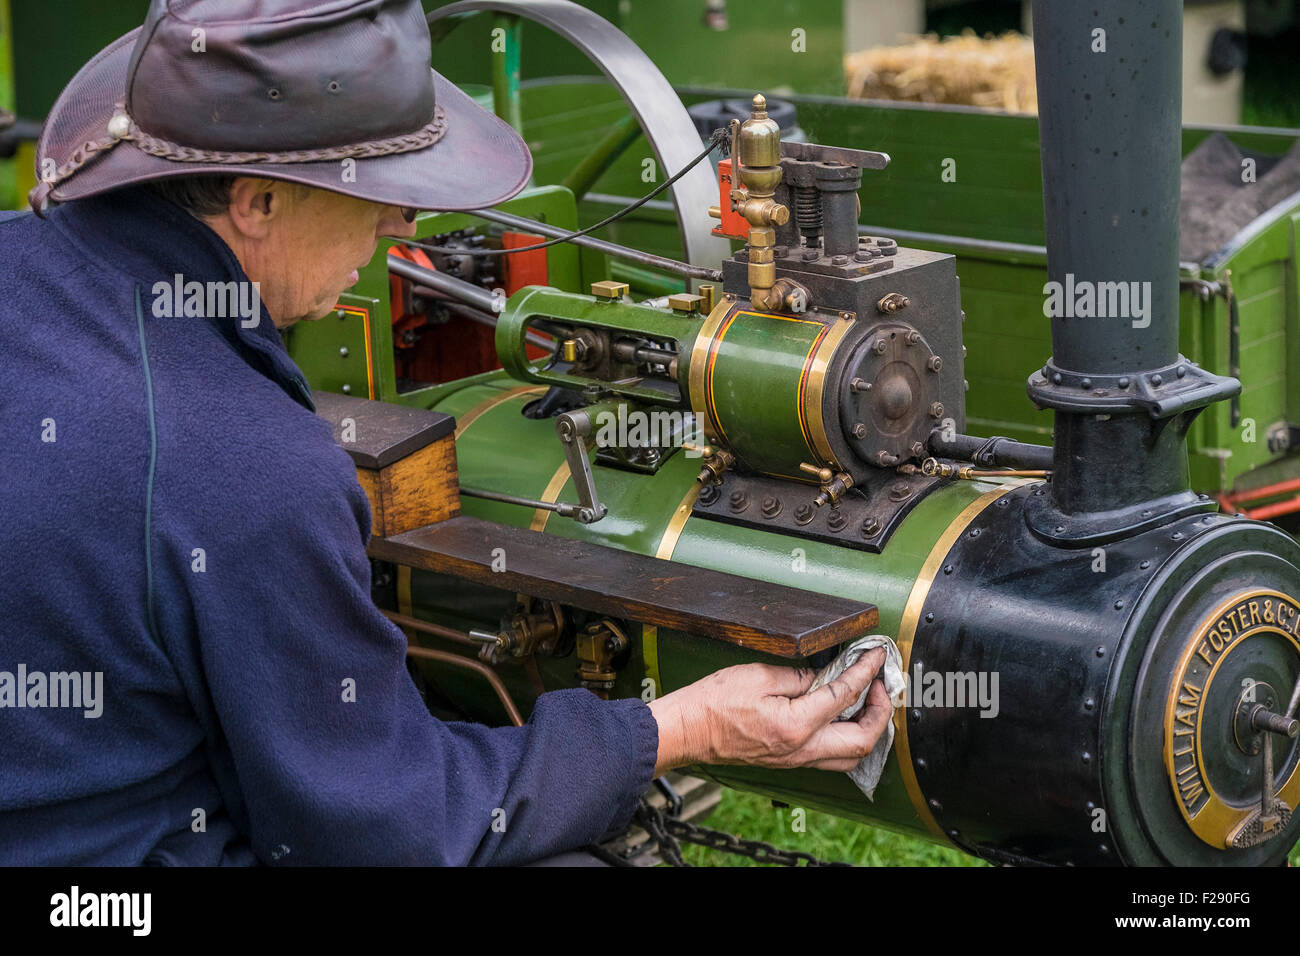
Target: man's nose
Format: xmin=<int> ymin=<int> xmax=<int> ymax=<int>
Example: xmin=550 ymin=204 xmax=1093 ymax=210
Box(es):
xmin=380 ymin=206 xmax=420 ymax=239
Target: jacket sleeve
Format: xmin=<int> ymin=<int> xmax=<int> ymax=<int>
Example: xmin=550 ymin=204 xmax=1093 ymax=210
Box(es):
xmin=151 ymin=434 xmax=659 ymax=866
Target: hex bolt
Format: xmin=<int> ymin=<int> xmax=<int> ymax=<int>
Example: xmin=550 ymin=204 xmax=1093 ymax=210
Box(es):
xmin=889 ymin=482 xmax=912 ymax=502
xmin=729 ymin=490 xmax=748 ymax=513
xmin=760 ymin=496 xmax=782 ymax=519
xmin=801 ymin=249 xmax=819 ymax=261
xmin=872 ymin=338 xmax=887 ymax=355
xmin=850 ymin=377 xmax=871 ymax=393
xmin=876 ymin=450 xmax=900 ymax=466
xmin=861 ymin=516 xmax=882 ymax=537
xmin=827 ymin=510 xmax=847 ymax=532
xmin=929 ymin=402 xmax=944 ymax=419
xmin=698 ymin=483 xmax=719 ymax=505
xmin=794 ymin=503 xmax=815 ymax=525
xmin=851 ymin=423 xmax=868 ymax=439
xmin=905 ymin=330 xmax=921 ymax=345
xmin=910 ymin=441 xmax=926 ymax=457
xmin=926 ymin=355 xmax=943 ymax=373
xmin=831 ymin=255 xmax=849 ymax=266
xmin=854 ymin=250 xmax=872 ymax=262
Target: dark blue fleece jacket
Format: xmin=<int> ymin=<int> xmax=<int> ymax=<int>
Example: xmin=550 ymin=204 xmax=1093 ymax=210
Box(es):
xmin=0 ymin=186 xmax=658 ymax=865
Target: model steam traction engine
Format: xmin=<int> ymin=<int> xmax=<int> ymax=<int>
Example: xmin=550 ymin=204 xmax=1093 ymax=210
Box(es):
xmin=301 ymin=0 xmax=1300 ymax=865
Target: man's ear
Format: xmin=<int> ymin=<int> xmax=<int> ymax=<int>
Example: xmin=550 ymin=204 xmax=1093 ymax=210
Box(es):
xmin=222 ymin=177 xmax=292 ymax=239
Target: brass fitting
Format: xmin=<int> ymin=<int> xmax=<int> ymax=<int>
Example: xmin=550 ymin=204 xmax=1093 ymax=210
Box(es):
xmin=735 ymin=94 xmax=790 ymax=311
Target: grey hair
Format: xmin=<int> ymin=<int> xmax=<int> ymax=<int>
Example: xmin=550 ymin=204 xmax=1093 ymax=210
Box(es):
xmin=149 ymin=174 xmax=239 ymax=219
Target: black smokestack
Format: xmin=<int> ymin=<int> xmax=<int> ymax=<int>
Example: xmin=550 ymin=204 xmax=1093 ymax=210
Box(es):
xmin=1027 ymin=0 xmax=1238 ymax=541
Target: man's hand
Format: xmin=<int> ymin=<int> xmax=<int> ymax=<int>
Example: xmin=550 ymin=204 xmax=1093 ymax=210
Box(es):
xmin=645 ymin=649 xmax=894 ymax=775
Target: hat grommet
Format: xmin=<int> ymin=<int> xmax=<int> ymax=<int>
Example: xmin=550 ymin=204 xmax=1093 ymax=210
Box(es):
xmin=107 ymin=111 xmax=131 ymax=140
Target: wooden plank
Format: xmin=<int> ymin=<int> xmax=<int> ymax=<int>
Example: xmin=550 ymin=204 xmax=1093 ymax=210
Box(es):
xmin=369 ymin=515 xmax=878 ymax=658
xmin=314 ymin=391 xmax=455 ymax=469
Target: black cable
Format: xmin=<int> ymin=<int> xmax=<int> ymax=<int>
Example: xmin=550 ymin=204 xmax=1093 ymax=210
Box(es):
xmin=408 ymin=126 xmax=732 ymax=258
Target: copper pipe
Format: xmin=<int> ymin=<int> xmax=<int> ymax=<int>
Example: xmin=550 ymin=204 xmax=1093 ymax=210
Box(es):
xmin=382 ymin=609 xmax=478 ymax=647
xmin=405 ymin=645 xmax=524 ymax=727
xmin=382 ymin=609 xmax=525 ymax=727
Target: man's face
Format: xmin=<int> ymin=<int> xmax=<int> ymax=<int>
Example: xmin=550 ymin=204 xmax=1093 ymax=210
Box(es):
xmin=226 ymin=181 xmax=418 ymax=329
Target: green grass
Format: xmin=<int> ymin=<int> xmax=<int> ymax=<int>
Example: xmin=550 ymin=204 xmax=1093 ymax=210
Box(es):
xmin=680 ymin=789 xmax=985 ymax=867
xmin=681 ymin=787 xmax=1300 ymax=867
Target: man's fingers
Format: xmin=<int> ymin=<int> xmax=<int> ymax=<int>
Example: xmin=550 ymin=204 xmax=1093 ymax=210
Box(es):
xmin=795 ymin=679 xmax=896 ymax=768
xmin=793 ymin=647 xmax=885 ymax=725
xmin=760 ymin=662 xmax=819 ymax=699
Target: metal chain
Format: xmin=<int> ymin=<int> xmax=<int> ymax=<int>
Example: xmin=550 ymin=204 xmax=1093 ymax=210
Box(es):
xmin=633 ymin=798 xmax=851 ymax=868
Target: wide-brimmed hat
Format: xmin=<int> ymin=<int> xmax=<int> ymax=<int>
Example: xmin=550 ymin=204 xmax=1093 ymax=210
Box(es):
xmin=31 ymin=0 xmax=532 ymax=213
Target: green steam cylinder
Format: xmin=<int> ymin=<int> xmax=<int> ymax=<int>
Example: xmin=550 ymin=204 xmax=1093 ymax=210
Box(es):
xmin=403 ymin=373 xmax=1009 ymax=847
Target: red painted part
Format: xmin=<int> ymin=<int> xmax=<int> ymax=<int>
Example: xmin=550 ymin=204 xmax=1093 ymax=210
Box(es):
xmin=712 ymin=158 xmax=749 ymax=240
xmin=1243 ymin=496 xmax=1300 ymax=521
xmin=384 ymin=238 xmax=552 ymax=387
xmin=501 ymin=232 xmax=553 ymax=362
xmin=1223 ymin=476 xmax=1300 ymax=506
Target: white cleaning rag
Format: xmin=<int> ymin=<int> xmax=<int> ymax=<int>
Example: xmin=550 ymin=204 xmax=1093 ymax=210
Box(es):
xmin=806 ymin=634 xmax=907 ymax=801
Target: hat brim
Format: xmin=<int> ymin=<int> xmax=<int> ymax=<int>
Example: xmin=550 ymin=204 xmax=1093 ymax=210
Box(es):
xmin=37 ymin=27 xmax=533 ymax=212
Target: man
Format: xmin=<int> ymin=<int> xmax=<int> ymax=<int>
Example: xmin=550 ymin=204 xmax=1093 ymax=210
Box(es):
xmin=0 ymin=0 xmax=891 ymax=865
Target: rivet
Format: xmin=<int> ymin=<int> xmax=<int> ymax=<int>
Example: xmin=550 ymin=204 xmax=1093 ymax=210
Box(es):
xmin=1095 ymin=646 xmax=1106 ymax=658
xmin=1114 ymin=599 xmax=1124 ymax=610
xmin=910 ymin=709 xmax=922 ymax=721
xmin=928 ymin=798 xmax=942 ymax=812
xmin=1139 ymin=560 xmax=1151 ymax=570
xmin=327 ymin=80 xmax=341 ymax=93
xmin=1081 ymin=377 xmax=1092 ymax=389
xmin=1083 ymin=698 xmax=1095 ymax=711
xmin=1055 ymin=525 xmax=1066 ymax=534
xmin=1176 ymin=365 xmax=1186 ymax=378
xmin=1171 ymin=531 xmax=1183 ymax=540
xmin=943 ymin=564 xmax=953 ymax=575
xmin=1151 ymin=373 xmax=1163 ymax=386
xmin=337 ymin=308 xmax=348 ymax=320
xmin=268 ymin=88 xmax=281 ymax=100
xmin=916 ymin=757 xmax=927 ymax=769
xmin=1081 ymin=752 xmax=1092 ymax=764
xmin=1118 ymin=377 xmax=1130 ymax=388
xmin=1052 ymin=373 xmax=1063 ymax=385
xmin=969 ymin=527 xmax=981 ymax=538
xmin=341 ymin=384 xmax=351 ymax=394
xmin=925 ymin=612 xmax=935 ymax=624
xmin=339 ymin=346 xmax=349 ymax=358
